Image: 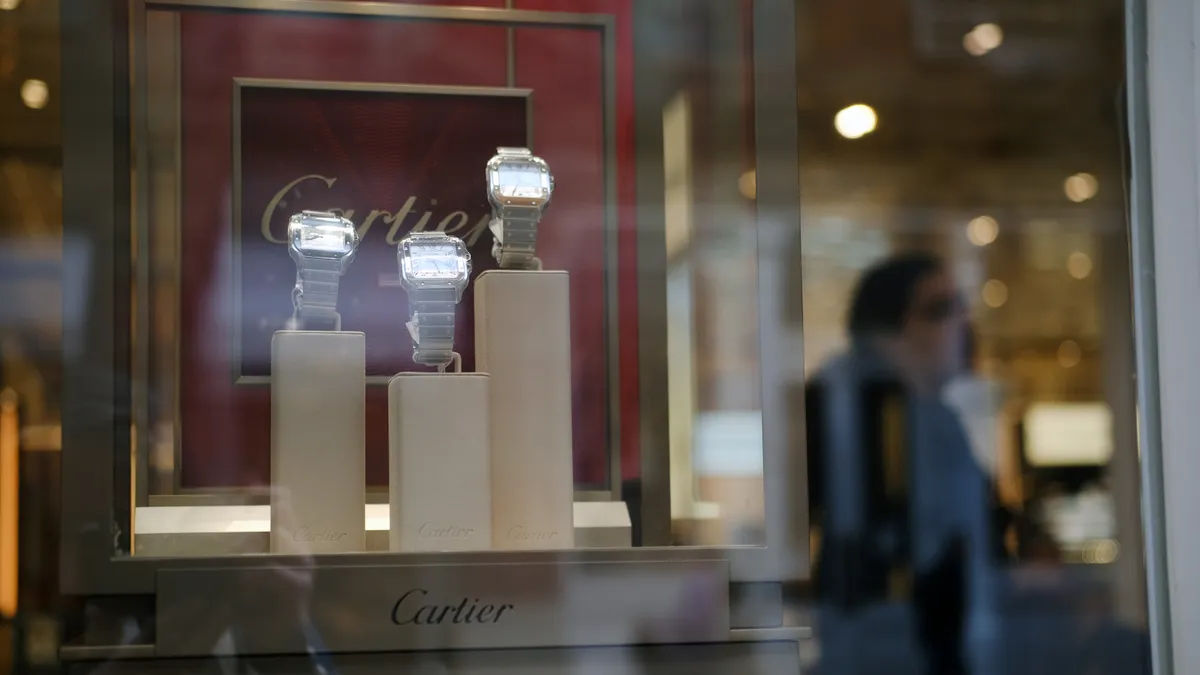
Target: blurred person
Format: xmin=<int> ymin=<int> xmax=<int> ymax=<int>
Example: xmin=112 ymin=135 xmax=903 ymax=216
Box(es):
xmin=805 ymin=253 xmax=995 ymax=675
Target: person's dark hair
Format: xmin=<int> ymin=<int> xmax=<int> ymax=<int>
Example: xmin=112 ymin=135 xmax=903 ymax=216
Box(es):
xmin=847 ymin=253 xmax=944 ymax=337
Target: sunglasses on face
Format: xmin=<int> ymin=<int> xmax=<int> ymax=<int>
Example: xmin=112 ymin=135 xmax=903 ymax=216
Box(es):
xmin=912 ymin=294 xmax=964 ymax=323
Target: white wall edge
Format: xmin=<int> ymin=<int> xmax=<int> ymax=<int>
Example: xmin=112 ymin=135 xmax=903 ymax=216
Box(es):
xmin=1139 ymin=0 xmax=1200 ymax=670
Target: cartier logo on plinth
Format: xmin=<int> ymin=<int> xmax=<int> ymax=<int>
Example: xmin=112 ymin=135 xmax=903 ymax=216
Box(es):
xmin=418 ymin=522 xmax=475 ymax=539
xmin=157 ymin=560 xmax=730 ymax=655
xmin=292 ymin=527 xmax=348 ymax=543
xmin=391 ymin=588 xmax=514 ymax=626
xmin=507 ymin=525 xmax=558 ymax=542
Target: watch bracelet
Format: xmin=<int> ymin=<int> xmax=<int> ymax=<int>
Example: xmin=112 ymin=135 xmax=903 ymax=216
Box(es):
xmin=496 ymin=213 xmax=541 ymax=269
xmin=411 ymin=287 xmax=457 ymax=365
xmin=295 ymin=259 xmax=343 ymax=328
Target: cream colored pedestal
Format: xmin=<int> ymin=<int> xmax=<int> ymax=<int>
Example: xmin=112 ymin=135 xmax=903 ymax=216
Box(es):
xmin=388 ymin=372 xmax=491 ymax=552
xmin=475 ymin=270 xmax=575 ymax=550
xmin=270 ymin=331 xmax=366 ymax=554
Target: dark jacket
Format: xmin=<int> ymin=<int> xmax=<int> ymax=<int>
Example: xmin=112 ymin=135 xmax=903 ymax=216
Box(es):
xmin=805 ymin=348 xmax=992 ymax=630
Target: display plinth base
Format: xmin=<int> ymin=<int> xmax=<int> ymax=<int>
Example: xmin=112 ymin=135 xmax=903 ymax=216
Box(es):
xmin=475 ymin=270 xmax=575 ymax=550
xmin=269 ymin=330 xmax=366 ymax=554
xmin=63 ymin=631 xmax=806 ymax=675
xmin=388 ymin=372 xmax=491 ymax=552
xmin=133 ymin=501 xmax=632 ymax=555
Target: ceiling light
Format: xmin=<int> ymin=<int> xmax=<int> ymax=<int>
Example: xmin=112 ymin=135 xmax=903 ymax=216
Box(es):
xmin=977 ymin=25 xmax=1003 ymax=50
xmin=1087 ymin=539 xmax=1119 ymax=565
xmin=20 ymin=79 xmax=47 ymax=110
xmin=1064 ymin=173 xmax=1099 ymax=203
xmin=1057 ymin=340 xmax=1082 ymax=368
xmin=738 ymin=170 xmax=756 ymax=200
xmin=981 ymin=279 xmax=1008 ymax=308
xmin=967 ymin=215 xmax=999 ymax=246
xmin=834 ymin=104 xmax=877 ymax=139
xmin=1067 ymin=251 xmax=1093 ymax=279
xmin=964 ymin=23 xmax=1003 ymax=56
xmin=963 ymin=32 xmax=988 ymax=57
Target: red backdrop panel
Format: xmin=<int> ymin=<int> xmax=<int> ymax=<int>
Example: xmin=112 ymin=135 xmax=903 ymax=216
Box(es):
xmin=174 ymin=2 xmax=636 ymax=490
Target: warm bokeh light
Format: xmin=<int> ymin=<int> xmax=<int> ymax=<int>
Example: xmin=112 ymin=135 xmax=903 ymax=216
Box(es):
xmin=20 ymin=79 xmax=47 ymax=110
xmin=1067 ymin=251 xmax=1093 ymax=279
xmin=834 ymin=103 xmax=877 ymax=139
xmin=967 ymin=215 xmax=999 ymax=246
xmin=1057 ymin=340 xmax=1082 ymax=368
xmin=0 ymin=390 xmax=17 ymax=618
xmin=0 ymin=0 xmax=20 ymax=10
xmin=982 ymin=279 xmax=1008 ymax=308
xmin=1085 ymin=539 xmax=1120 ymax=564
xmin=738 ymin=169 xmax=756 ymax=200
xmin=1064 ymin=172 xmax=1099 ymax=202
xmin=963 ymin=34 xmax=988 ymax=57
xmin=964 ymin=23 xmax=1004 ymax=56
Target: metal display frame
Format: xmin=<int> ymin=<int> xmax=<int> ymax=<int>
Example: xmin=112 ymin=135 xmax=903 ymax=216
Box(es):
xmin=59 ymin=0 xmax=807 ymax=641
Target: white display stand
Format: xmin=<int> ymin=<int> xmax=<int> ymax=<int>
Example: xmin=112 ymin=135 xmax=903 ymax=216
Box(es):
xmin=474 ymin=270 xmax=575 ymax=550
xmin=269 ymin=331 xmax=366 ymax=554
xmin=572 ymin=501 xmax=632 ymax=548
xmin=388 ymin=370 xmax=491 ymax=552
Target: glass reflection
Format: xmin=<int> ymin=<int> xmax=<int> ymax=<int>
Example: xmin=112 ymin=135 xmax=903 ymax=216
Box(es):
xmin=0 ymin=0 xmax=1158 ymax=671
xmin=792 ymin=0 xmax=1147 ymax=670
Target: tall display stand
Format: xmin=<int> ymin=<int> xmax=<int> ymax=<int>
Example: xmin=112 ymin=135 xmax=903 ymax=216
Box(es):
xmin=269 ymin=331 xmax=366 ymax=554
xmin=388 ymin=369 xmax=492 ymax=552
xmin=475 ymin=270 xmax=575 ymax=550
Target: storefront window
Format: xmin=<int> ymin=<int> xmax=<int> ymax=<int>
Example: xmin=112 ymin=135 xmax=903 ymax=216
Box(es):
xmin=112 ymin=0 xmax=788 ymax=558
xmin=0 ymin=0 xmax=1162 ymax=672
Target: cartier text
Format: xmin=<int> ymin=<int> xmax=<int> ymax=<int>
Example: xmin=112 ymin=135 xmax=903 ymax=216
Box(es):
xmin=391 ymin=589 xmax=514 ymax=625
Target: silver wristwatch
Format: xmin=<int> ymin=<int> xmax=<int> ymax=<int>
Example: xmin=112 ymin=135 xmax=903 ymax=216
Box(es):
xmin=486 ymin=147 xmax=553 ymax=269
xmin=397 ymin=231 xmax=472 ymax=367
xmin=287 ymin=210 xmax=360 ymax=330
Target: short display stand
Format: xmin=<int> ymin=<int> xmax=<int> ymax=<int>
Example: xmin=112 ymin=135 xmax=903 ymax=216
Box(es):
xmin=269 ymin=331 xmax=366 ymax=554
xmin=475 ymin=270 xmax=575 ymax=550
xmin=388 ymin=369 xmax=492 ymax=552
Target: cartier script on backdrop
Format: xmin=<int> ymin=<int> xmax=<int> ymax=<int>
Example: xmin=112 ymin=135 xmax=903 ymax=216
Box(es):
xmin=237 ymin=85 xmax=528 ymax=377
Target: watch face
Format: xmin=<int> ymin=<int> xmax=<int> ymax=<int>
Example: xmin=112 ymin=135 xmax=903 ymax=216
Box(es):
xmin=404 ymin=239 xmax=469 ymax=282
xmin=491 ymin=160 xmax=551 ymax=200
xmin=289 ymin=213 xmax=357 ymax=257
